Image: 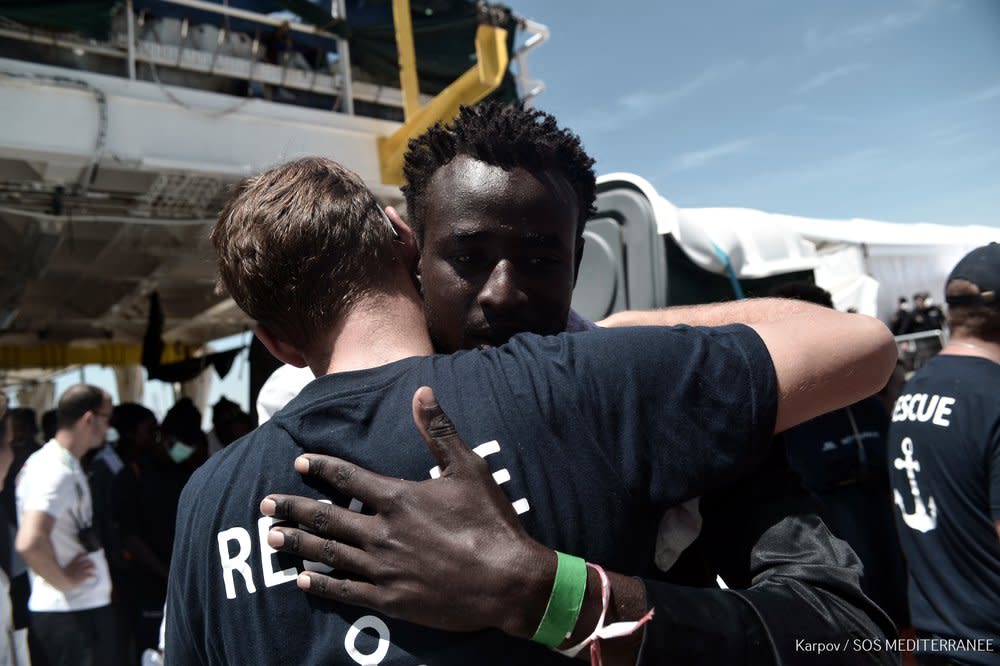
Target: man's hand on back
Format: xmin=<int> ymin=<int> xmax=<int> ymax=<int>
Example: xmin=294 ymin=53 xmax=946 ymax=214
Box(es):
xmin=260 ymin=386 xmax=554 ymax=640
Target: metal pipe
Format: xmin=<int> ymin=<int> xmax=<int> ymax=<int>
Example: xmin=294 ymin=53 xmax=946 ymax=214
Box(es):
xmin=126 ymin=0 xmax=137 ymax=80
xmin=894 ymin=330 xmax=946 ymax=344
xmin=391 ymin=0 xmax=420 ymax=121
xmin=0 ymin=29 xmax=123 ymax=59
xmin=512 ymin=18 xmax=549 ymax=105
xmin=518 ymin=18 xmax=550 ymax=51
xmin=149 ymin=0 xmax=338 ymax=38
xmin=336 ymin=0 xmax=354 ymax=114
xmin=0 ymin=206 xmax=213 ymax=226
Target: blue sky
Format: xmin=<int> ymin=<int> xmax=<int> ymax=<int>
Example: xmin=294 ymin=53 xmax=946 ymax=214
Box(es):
xmin=520 ymin=0 xmax=999 ymax=227
xmin=19 ymin=0 xmax=1000 ymax=419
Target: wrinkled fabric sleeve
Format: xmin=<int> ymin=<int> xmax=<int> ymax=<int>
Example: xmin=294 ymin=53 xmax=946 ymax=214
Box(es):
xmin=637 ymin=579 xmax=774 ymax=664
xmin=730 ymin=515 xmax=897 ymax=665
xmin=637 ymin=517 xmax=897 ymax=665
xmin=535 ymin=323 xmax=779 ymax=508
xmin=707 ymin=442 xmax=897 ymax=665
xmin=636 ymin=443 xmax=897 ymax=665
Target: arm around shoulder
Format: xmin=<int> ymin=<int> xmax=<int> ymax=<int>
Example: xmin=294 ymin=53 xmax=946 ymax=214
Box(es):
xmin=751 ymin=309 xmax=896 ymax=432
xmin=598 ymin=298 xmax=828 ymax=329
xmin=601 ymin=300 xmax=897 ymax=436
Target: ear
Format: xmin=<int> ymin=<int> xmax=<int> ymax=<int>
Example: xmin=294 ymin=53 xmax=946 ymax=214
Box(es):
xmin=386 ymin=206 xmax=419 ymax=273
xmin=253 ymin=324 xmax=309 ymax=368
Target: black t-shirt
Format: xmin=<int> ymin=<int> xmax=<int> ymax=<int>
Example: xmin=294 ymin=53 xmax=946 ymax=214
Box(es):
xmin=901 ymin=306 xmax=946 ymax=334
xmin=888 ymin=354 xmax=1000 ymax=663
xmin=783 ymin=397 xmax=909 ymax=627
xmin=166 ymin=325 xmax=777 ymax=665
xmin=785 ymin=397 xmax=888 ymax=493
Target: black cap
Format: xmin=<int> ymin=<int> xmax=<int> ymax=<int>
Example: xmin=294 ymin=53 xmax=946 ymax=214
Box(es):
xmin=945 ymin=243 xmax=999 ymax=307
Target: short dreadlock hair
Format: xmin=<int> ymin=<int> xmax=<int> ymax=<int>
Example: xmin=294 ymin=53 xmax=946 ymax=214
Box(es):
xmin=402 ymin=102 xmax=597 ymax=244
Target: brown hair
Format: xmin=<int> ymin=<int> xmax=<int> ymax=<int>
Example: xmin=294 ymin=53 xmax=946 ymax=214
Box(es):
xmin=946 ymin=279 xmax=1000 ymax=343
xmin=212 ymin=157 xmax=396 ymax=350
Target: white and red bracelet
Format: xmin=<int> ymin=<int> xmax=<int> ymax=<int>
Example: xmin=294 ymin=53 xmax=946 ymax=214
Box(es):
xmin=555 ymin=562 xmax=656 ymax=666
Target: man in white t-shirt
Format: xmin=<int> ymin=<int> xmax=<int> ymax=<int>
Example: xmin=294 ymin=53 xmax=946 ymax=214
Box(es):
xmin=15 ymin=384 xmax=118 ymax=665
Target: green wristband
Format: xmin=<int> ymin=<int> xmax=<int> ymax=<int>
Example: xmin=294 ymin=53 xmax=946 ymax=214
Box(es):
xmin=531 ymin=551 xmax=588 ymax=647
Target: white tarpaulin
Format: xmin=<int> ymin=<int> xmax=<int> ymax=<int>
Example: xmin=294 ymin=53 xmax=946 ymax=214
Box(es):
xmin=636 ymin=175 xmax=999 ymax=319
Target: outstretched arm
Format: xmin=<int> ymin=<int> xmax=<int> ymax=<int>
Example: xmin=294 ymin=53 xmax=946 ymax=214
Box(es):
xmin=598 ymin=297 xmax=829 ymax=328
xmin=601 ymin=298 xmax=897 ymax=432
xmin=262 ymin=387 xmax=647 ymax=664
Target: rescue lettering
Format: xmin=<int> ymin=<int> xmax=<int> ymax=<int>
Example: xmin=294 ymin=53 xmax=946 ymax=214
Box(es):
xmin=218 ymin=501 xmax=336 ymax=600
xmin=891 ymin=393 xmax=955 ymax=427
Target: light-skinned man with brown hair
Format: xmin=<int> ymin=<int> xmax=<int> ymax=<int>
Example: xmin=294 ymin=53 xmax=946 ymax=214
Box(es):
xmin=166 ymin=156 xmax=896 ymax=665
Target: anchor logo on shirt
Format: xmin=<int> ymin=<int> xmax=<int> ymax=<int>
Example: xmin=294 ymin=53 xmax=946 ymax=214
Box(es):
xmin=892 ymin=437 xmax=937 ymax=533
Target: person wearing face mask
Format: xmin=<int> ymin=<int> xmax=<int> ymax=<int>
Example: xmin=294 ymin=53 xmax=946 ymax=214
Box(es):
xmin=159 ymin=398 xmax=207 ymax=471
xmin=122 ymin=398 xmax=200 ymax=663
xmin=107 ymin=403 xmax=174 ymax=663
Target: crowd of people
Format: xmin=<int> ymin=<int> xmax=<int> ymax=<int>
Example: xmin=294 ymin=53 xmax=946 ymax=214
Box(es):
xmin=0 ymin=102 xmax=996 ymax=666
xmin=0 ymin=392 xmax=253 ymax=664
xmin=891 ymin=293 xmax=948 ymax=373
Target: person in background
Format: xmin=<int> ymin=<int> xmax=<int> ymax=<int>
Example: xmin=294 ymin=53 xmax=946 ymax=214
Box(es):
xmin=888 ymin=244 xmax=1000 ymax=665
xmin=1 ymin=409 xmax=40 ymax=527
xmin=127 ymin=400 xmax=192 ymax=659
xmin=902 ymin=292 xmax=946 ymax=334
xmin=159 ymin=398 xmax=207 ymax=472
xmin=770 ymin=281 xmax=909 ymax=629
xmin=86 ymin=408 xmax=138 ymax=664
xmin=15 ymin=384 xmax=118 ymax=666
xmin=206 ymin=397 xmax=254 ymax=456
xmin=41 ymin=409 xmax=57 ymax=444
xmin=899 ymin=291 xmax=947 ymax=371
xmin=890 ymin=296 xmax=912 ymax=335
xmin=7 ymin=410 xmax=39 ymax=475
xmin=0 ymin=408 xmax=38 ymax=644
xmin=0 ymin=393 xmax=30 ymax=664
xmin=112 ymin=403 xmax=171 ymax=662
xmin=256 ymin=363 xmax=312 ymax=424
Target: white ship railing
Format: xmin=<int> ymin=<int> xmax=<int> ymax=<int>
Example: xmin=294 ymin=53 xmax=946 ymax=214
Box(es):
xmin=0 ymin=0 xmax=373 ymax=114
xmin=512 ymin=17 xmax=548 ymax=107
